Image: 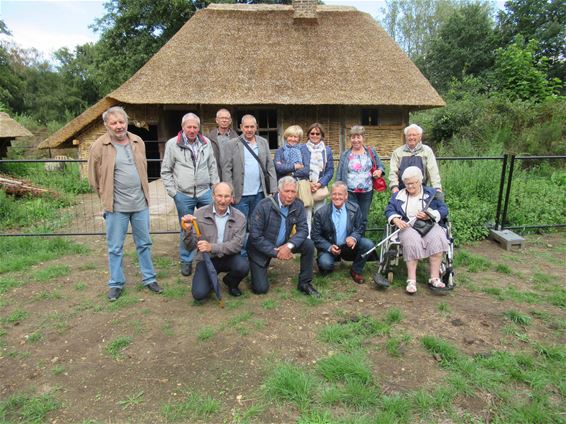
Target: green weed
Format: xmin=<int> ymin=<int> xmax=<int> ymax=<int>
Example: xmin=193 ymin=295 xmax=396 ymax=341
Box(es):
xmin=2 ymin=309 xmax=29 ymax=324
xmin=264 ymin=362 xmax=316 ymax=408
xmin=0 ymin=237 xmax=87 ymax=274
xmin=385 ymin=334 xmax=412 ymax=357
xmin=26 ymin=331 xmax=43 ymax=343
xmin=317 ymin=351 xmax=372 ymax=384
xmin=321 ymin=378 xmax=379 ymax=408
xmin=34 ymin=264 xmax=70 ymax=282
xmin=197 ymin=326 xmax=216 ymax=341
xmin=51 ymin=365 xmax=65 ymax=375
xmin=421 ymin=336 xmax=461 ymax=365
xmin=34 ymin=290 xmax=62 ymax=301
xmin=228 ymin=312 xmax=253 ymax=326
xmin=161 ymin=391 xmax=220 ymax=421
xmin=454 ymin=251 xmax=492 ymax=272
xmin=231 ymin=402 xmax=265 ymax=423
xmin=261 ymin=299 xmax=277 ymax=310
xmin=162 ymin=321 xmax=174 ymax=337
xmin=319 ymin=315 xmax=389 ymax=350
xmin=297 ymin=409 xmax=334 ymax=424
xmin=504 ymin=310 xmax=532 ymax=326
xmin=163 ymin=284 xmax=189 ymax=299
xmin=438 ymin=302 xmax=451 ymax=313
xmin=105 ymin=336 xmax=132 ymax=359
xmin=74 ymin=281 xmax=87 ymax=291
xmin=384 ymin=307 xmax=403 ymax=324
xmin=495 ymin=263 xmax=512 ymax=274
xmin=117 ymin=391 xmax=145 ymax=410
xmin=0 ymin=391 xmax=60 ymax=423
xmin=0 ymin=276 xmax=24 ymax=294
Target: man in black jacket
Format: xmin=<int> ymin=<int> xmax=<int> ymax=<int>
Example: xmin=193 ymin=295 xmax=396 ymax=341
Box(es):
xmin=248 ymin=176 xmax=319 ymax=297
xmin=312 ymin=181 xmax=374 ymax=284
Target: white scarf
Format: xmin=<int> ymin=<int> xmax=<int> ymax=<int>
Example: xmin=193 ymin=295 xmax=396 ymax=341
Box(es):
xmin=306 ymin=141 xmax=325 ymax=182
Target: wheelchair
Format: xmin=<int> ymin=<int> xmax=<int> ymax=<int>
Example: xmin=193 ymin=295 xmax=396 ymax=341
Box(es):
xmin=372 ymin=218 xmax=455 ymax=294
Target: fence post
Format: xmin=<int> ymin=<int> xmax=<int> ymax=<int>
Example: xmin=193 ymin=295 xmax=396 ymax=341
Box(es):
xmin=494 ymin=154 xmax=508 ymax=230
xmin=500 ymin=154 xmax=516 ymax=230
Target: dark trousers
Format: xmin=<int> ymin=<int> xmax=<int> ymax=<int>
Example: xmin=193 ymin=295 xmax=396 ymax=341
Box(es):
xmin=248 ymin=238 xmax=315 ymax=294
xmin=192 ymin=254 xmax=249 ymax=301
xmin=348 ymin=191 xmax=373 ymax=235
xmin=317 ymin=237 xmax=374 ymax=274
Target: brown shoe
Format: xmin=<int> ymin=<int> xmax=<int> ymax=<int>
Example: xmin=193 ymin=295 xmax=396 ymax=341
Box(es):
xmin=350 ymin=268 xmax=365 ymax=284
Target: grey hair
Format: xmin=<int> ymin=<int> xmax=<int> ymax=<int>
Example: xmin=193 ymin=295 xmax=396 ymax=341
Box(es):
xmin=331 ymin=181 xmax=348 ymax=193
xmin=181 ymin=112 xmax=200 ymax=127
xmin=278 ymin=176 xmax=297 ymax=190
xmin=241 ymin=114 xmax=258 ymax=126
xmin=212 ymin=181 xmax=234 ymax=196
xmin=349 ymin=125 xmax=365 ymax=137
xmin=404 ymin=124 xmax=423 ymax=136
xmin=216 ymin=108 xmax=231 ymax=118
xmin=103 ymin=106 xmax=128 ymax=124
xmin=401 ymin=166 xmax=423 ymax=183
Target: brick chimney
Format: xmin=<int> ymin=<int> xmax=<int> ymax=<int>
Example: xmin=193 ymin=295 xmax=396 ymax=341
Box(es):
xmin=293 ymin=0 xmax=317 ymax=20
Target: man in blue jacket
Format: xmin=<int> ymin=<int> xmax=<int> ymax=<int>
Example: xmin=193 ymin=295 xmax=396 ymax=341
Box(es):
xmin=248 ymin=176 xmax=319 ymax=297
xmin=311 ymin=181 xmax=374 ymax=284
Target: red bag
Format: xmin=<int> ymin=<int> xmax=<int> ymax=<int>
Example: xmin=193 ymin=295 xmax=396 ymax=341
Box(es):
xmin=368 ymin=148 xmax=387 ymax=192
xmin=373 ymin=176 xmax=387 ymax=192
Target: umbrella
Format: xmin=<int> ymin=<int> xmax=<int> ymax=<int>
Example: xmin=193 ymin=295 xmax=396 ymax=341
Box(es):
xmin=183 ymin=219 xmax=224 ymax=308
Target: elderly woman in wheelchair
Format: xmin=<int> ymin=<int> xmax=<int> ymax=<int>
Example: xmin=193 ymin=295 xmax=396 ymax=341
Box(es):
xmin=384 ymin=166 xmax=451 ymax=294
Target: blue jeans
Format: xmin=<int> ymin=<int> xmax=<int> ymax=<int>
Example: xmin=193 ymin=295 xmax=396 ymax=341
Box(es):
xmin=349 ymin=191 xmax=373 ymax=235
xmin=317 ymin=237 xmax=374 ymax=274
xmin=173 ymin=190 xmax=213 ymax=263
xmin=234 ymin=192 xmax=265 ymax=221
xmin=104 ymin=208 xmax=156 ymax=288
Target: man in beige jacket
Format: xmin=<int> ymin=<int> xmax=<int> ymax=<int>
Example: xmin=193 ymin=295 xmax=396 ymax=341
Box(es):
xmin=88 ymin=106 xmax=162 ymax=301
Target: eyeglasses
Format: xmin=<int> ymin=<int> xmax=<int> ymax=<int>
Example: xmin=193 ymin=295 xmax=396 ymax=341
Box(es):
xmin=310 ymin=132 xmax=321 ymax=136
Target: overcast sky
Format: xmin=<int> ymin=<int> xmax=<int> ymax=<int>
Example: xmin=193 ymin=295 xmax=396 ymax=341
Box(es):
xmin=1 ymin=0 xmax=503 ymax=59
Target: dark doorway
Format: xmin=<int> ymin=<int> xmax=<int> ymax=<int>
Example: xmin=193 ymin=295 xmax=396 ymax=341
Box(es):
xmin=128 ymin=124 xmax=161 ymax=181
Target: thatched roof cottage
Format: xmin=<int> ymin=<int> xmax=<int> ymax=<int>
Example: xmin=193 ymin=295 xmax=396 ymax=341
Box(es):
xmin=0 ymin=112 xmax=33 ymax=158
xmin=39 ymin=0 xmax=444 ymax=178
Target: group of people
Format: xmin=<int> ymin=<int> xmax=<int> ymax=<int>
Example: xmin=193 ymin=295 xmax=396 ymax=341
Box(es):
xmin=88 ymin=105 xmax=450 ymax=302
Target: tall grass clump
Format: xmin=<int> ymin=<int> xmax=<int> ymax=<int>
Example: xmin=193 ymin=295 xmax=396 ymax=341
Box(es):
xmin=264 ymin=362 xmax=317 ymax=408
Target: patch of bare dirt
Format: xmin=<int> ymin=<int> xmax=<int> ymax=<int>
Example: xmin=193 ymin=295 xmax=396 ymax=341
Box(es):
xmin=0 ymin=232 xmax=564 ymax=423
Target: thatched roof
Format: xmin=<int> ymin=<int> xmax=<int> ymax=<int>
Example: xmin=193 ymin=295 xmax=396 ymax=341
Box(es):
xmin=40 ymin=3 xmax=444 ymax=149
xmin=0 ymin=112 xmax=33 ymax=138
xmin=39 ymin=97 xmax=117 ymax=149
xmin=113 ymin=4 xmax=443 ymax=106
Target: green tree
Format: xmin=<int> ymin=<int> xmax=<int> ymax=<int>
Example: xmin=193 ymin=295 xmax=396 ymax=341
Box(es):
xmin=380 ymin=0 xmax=461 ymax=60
xmin=89 ymin=0 xmax=197 ymax=95
xmin=419 ymin=2 xmax=496 ymax=93
xmin=492 ymin=35 xmax=562 ymax=102
xmin=496 ymin=0 xmax=566 ymax=82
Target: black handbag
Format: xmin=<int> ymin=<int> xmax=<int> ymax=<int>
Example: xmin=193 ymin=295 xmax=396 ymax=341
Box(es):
xmin=411 ymin=197 xmax=437 ymax=237
xmin=412 ymin=217 xmax=435 ymax=237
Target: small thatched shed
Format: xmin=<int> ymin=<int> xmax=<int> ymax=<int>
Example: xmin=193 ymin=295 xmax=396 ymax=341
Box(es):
xmin=39 ymin=0 xmax=444 ymax=179
xmin=0 ymin=112 xmax=33 ymax=158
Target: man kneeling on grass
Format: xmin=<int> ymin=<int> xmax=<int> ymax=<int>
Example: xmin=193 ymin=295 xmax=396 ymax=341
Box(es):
xmin=181 ymin=182 xmax=249 ymax=300
xmin=311 ymin=181 xmax=374 ymax=283
xmin=247 ymin=176 xmax=319 ymax=297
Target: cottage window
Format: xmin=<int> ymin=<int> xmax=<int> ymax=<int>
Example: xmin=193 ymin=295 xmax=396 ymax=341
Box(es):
xmin=361 ymin=109 xmax=379 ymax=126
xmin=235 ymin=109 xmax=278 ymax=149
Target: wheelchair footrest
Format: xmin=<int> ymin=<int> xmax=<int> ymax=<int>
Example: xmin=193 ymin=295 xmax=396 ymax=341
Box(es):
xmin=373 ymin=273 xmax=390 ymax=289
